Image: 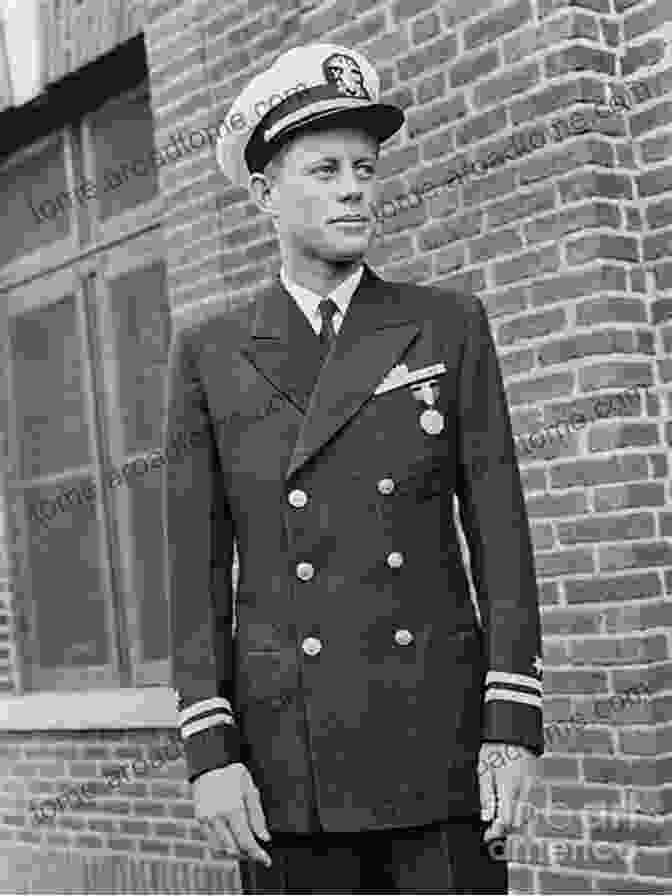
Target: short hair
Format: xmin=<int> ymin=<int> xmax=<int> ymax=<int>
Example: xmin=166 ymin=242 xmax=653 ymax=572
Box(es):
xmin=263 ymin=141 xmax=292 ymax=184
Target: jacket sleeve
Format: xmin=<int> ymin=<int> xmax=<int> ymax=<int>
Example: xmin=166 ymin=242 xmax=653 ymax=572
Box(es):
xmin=455 ymin=296 xmax=544 ymax=756
xmin=162 ymin=325 xmax=242 ymax=782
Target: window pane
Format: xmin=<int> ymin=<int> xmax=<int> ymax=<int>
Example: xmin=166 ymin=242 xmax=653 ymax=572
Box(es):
xmin=90 ymin=88 xmax=158 ymax=219
xmin=106 ymin=259 xmax=172 ymax=664
xmin=128 ymin=475 xmax=169 ymax=662
xmin=10 ymin=295 xmax=91 ymax=479
xmin=0 ymin=136 xmax=70 ymax=266
xmin=108 ymin=261 xmax=171 ymax=453
xmin=24 ymin=476 xmax=111 ymax=669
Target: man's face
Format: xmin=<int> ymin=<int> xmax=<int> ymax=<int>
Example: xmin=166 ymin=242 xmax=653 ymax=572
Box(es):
xmin=265 ymin=127 xmax=379 ymax=263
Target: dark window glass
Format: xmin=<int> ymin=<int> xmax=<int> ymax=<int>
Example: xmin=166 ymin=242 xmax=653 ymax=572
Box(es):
xmin=108 ymin=261 xmax=171 ymax=453
xmin=128 ymin=475 xmax=169 ymax=662
xmin=10 ymin=295 xmax=91 ymax=479
xmin=24 ymin=476 xmax=110 ymax=669
xmin=0 ymin=137 xmax=70 ymax=266
xmin=90 ymin=89 xmax=158 ymax=219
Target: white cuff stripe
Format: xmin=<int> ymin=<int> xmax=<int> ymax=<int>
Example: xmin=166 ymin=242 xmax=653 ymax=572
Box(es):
xmin=485 ymin=689 xmax=543 ymax=709
xmin=486 ymin=671 xmax=542 ymax=693
xmin=181 ymin=713 xmax=235 ymax=739
xmin=178 ymin=697 xmax=232 ymax=725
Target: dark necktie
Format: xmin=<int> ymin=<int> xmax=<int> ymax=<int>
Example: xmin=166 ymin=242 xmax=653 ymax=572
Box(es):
xmin=317 ymin=298 xmax=339 ymax=349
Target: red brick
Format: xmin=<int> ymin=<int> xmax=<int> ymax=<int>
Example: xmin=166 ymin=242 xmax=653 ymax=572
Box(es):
xmin=594 ymin=482 xmax=667 ymax=512
xmin=538 ymin=870 xmax=595 ymax=893
xmin=589 ymin=423 xmax=660 ymax=453
xmin=441 ymin=0 xmax=498 ymax=30
xmin=578 ymin=362 xmax=653 ymax=393
xmin=417 ymin=71 xmax=445 ymax=104
xmin=406 ymin=95 xmax=467 ymax=139
xmin=455 ymin=107 xmax=507 ymax=147
xmin=504 ymin=12 xmax=598 ymax=66
xmin=108 ymin=837 xmax=136 ymax=851
xmin=475 ymin=61 xmax=539 ymax=108
xmin=462 ymin=165 xmax=517 ymax=207
xmin=564 ymin=572 xmax=662 ymax=605
xmin=576 ymin=297 xmax=648 ymax=326
xmin=624 ymin=0 xmax=672 ymax=40
xmin=599 ymin=541 xmax=672 ymax=573
xmin=536 ymin=548 xmax=595 ymax=577
xmin=494 ymin=245 xmax=560 ymax=286
xmin=540 ymin=0 xmax=609 ymax=14
xmin=557 ymin=511 xmax=655 ymax=545
xmin=485 ymin=184 xmax=556 ymax=228
xmin=567 ymin=233 xmax=640 ymax=266
xmin=526 ymin=491 xmax=588 ymax=518
xmin=482 ymin=285 xmax=529 ymax=317
xmin=449 ymin=47 xmax=499 ymax=89
xmin=469 ymin=227 xmax=522 ymax=262
xmin=397 ymin=34 xmax=459 ymax=81
xmin=545 ymin=45 xmax=615 ymax=78
xmin=634 ymin=848 xmax=672 ymax=878
xmin=392 ymin=0 xmax=435 ymax=19
xmin=434 ymin=269 xmax=486 ymax=294
xmin=507 ymin=372 xmax=574 ymax=407
xmin=583 ymin=756 xmax=660 ymax=788
xmin=411 ymin=12 xmax=441 ymax=44
xmin=464 ymin=0 xmax=533 ymax=50
xmin=419 ymin=210 xmax=483 ymax=251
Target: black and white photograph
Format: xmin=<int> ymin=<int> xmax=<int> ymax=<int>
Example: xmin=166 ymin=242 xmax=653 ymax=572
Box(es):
xmin=0 ymin=0 xmax=668 ymax=893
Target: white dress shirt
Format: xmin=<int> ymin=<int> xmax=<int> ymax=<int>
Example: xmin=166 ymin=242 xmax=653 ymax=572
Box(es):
xmin=279 ymin=265 xmax=364 ymax=336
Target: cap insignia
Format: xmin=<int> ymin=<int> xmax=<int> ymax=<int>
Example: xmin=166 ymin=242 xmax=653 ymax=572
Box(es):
xmin=322 ymin=53 xmax=370 ymax=100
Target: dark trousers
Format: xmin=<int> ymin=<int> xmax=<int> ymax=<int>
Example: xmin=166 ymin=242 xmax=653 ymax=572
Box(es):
xmin=239 ymin=817 xmax=508 ymax=894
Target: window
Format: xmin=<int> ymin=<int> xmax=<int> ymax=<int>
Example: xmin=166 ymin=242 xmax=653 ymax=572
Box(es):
xmin=1 ymin=78 xmax=172 ymax=691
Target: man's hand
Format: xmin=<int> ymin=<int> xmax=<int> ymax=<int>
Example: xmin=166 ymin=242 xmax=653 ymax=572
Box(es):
xmin=478 ymin=742 xmax=538 ymax=842
xmin=193 ymin=763 xmax=272 ymax=866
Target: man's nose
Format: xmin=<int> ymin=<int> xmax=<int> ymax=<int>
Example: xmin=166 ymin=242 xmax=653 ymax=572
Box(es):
xmin=339 ymin=167 xmax=365 ymax=199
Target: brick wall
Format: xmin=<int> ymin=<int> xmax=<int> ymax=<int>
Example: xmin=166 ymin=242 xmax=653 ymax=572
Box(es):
xmin=0 ymin=730 xmax=239 ymax=893
xmin=145 ymin=0 xmax=670 ymax=891
xmin=0 ymin=0 xmax=669 ymax=893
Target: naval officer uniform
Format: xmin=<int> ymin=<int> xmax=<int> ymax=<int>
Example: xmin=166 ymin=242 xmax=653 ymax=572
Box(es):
xmin=163 ymin=42 xmax=544 ymax=893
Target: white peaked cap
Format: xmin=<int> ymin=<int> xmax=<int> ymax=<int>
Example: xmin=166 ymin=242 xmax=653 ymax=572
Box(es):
xmin=215 ymin=43 xmax=405 ymax=188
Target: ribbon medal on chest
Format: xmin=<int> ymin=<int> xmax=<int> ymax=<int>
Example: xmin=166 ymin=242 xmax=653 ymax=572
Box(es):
xmin=412 ymin=380 xmax=444 ymax=435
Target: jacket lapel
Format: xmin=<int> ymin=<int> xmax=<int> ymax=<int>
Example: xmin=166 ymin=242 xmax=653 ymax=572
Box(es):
xmin=240 ymin=278 xmax=327 ymax=413
xmin=286 ymin=266 xmax=420 ymax=480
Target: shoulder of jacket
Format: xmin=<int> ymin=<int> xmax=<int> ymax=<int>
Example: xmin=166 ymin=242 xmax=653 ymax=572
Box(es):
xmin=172 ymin=297 xmax=257 ymax=357
xmin=375 ymin=275 xmax=484 ymax=322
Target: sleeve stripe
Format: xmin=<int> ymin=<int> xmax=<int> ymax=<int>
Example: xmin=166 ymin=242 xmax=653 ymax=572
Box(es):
xmin=485 ymin=688 xmax=543 ymax=709
xmin=485 ymin=681 xmax=541 ymax=698
xmin=486 ymin=671 xmax=542 ymax=693
xmin=178 ymin=697 xmax=233 ymax=725
xmin=181 ymin=713 xmax=235 ymax=739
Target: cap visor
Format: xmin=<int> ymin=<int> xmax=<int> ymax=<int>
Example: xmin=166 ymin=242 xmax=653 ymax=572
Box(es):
xmin=271 ymin=103 xmax=404 ymax=147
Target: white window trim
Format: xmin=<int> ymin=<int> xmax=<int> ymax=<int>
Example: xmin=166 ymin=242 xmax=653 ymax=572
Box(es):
xmin=0 ymin=687 xmax=178 ymax=730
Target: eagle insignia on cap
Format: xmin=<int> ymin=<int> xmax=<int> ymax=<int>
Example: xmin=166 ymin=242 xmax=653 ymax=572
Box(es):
xmin=322 ymin=53 xmax=370 ymax=99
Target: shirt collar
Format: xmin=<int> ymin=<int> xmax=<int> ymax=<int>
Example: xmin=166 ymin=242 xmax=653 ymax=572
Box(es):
xmin=280 ymin=264 xmax=364 ymax=324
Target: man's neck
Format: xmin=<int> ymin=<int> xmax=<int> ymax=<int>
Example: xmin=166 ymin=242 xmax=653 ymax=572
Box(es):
xmin=280 ymin=254 xmax=364 ymax=298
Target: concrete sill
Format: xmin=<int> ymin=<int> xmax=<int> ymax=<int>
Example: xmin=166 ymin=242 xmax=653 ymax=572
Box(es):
xmin=0 ymin=687 xmax=179 ymax=731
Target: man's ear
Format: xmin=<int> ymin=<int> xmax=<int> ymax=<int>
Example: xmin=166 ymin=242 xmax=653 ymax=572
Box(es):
xmin=249 ymin=173 xmax=277 ymax=216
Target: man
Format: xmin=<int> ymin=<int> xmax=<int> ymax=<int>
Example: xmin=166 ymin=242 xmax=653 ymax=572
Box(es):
xmin=163 ymin=42 xmax=544 ymax=894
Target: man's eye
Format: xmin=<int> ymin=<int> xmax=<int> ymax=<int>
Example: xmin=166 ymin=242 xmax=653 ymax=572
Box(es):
xmin=315 ymin=165 xmax=336 ymax=176
xmin=358 ymin=164 xmax=376 ymax=177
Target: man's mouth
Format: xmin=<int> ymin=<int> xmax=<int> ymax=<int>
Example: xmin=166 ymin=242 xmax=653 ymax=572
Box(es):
xmin=330 ymin=215 xmax=370 ymax=223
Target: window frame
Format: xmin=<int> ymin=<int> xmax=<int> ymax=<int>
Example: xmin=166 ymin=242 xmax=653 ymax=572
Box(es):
xmin=0 ymin=77 xmax=172 ymax=696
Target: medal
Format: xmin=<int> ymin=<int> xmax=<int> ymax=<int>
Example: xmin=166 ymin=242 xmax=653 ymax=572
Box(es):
xmin=420 ymin=408 xmax=444 ymax=435
xmin=413 ymin=380 xmax=444 ymax=435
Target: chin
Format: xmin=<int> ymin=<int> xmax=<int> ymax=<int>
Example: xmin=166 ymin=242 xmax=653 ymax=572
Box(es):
xmin=319 ymin=236 xmax=371 ymax=261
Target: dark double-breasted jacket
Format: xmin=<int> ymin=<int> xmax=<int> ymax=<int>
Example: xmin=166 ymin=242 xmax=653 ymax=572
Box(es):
xmin=163 ymin=263 xmax=544 ymax=833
